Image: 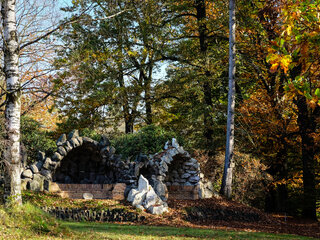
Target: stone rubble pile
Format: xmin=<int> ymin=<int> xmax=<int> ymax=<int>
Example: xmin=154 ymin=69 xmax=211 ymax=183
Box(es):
xmin=127 ymin=175 xmax=169 ymax=215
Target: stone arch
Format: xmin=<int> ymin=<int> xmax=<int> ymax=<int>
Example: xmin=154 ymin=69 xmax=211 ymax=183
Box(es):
xmin=21 ymin=130 xmax=134 ymax=192
xmin=52 ymin=141 xmax=112 ymax=184
xmin=136 ymin=139 xmax=201 ymax=201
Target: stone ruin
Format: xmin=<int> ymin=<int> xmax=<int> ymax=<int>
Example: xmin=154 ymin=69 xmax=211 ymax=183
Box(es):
xmin=21 ymin=130 xmax=215 ymax=213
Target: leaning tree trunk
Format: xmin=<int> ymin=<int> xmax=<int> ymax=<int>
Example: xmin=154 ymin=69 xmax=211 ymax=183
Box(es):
xmin=1 ymin=0 xmax=22 ymax=205
xmin=220 ymin=0 xmax=236 ymax=198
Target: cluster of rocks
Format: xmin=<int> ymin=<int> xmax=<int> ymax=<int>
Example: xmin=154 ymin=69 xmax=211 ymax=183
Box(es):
xmin=133 ymin=139 xmax=205 ymax=201
xmin=40 ymin=206 xmax=145 ymax=222
xmin=127 ymin=175 xmax=168 ymax=215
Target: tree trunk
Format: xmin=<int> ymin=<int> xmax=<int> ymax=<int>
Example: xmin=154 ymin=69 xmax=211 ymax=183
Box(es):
xmin=145 ymin=65 xmax=153 ymax=125
xmin=195 ymin=0 xmax=214 ymax=153
xmin=125 ymin=114 xmax=134 ymax=133
xmin=1 ymin=0 xmax=22 ymax=205
xmin=220 ymin=0 xmax=236 ymax=198
xmin=296 ymin=95 xmax=317 ymax=220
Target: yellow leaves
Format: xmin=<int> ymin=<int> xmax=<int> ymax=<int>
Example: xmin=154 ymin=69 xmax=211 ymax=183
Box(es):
xmin=270 ymin=62 xmax=279 ymax=73
xmin=308 ymin=99 xmax=317 ymax=110
xmin=267 ymin=53 xmax=292 ymax=74
xmin=280 ymin=55 xmax=292 ymax=73
xmin=286 ymin=25 xmax=292 ymax=36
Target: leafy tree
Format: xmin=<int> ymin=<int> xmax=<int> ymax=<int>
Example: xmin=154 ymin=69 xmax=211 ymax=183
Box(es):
xmin=54 ymin=0 xmax=173 ymax=134
xmin=236 ymin=0 xmax=320 ymax=219
xmin=153 ymin=0 xmax=229 ymax=153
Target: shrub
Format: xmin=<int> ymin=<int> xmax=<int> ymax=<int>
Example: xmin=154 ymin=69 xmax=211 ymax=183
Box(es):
xmin=195 ymin=150 xmax=272 ymax=210
xmin=21 ymin=116 xmax=56 ymax=164
xmin=111 ymin=124 xmax=179 ymax=159
xmin=80 ymin=128 xmax=101 ymax=141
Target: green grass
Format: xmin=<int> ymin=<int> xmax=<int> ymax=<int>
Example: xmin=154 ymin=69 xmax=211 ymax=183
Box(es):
xmin=0 ymin=193 xmax=317 ymax=240
xmin=0 ymin=203 xmax=315 ymax=240
xmin=22 ymin=191 xmax=125 ymax=211
xmin=62 ymin=221 xmax=315 ymax=240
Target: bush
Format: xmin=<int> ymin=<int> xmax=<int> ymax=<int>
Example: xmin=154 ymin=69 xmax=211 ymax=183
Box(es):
xmin=80 ymin=128 xmax=101 ymax=141
xmin=111 ymin=124 xmax=179 ymax=159
xmin=21 ymin=116 xmax=56 ymax=164
xmin=195 ymin=150 xmax=272 ymax=210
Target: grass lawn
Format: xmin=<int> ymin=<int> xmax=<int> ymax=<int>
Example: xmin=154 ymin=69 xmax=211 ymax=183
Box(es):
xmin=61 ymin=221 xmax=315 ymax=240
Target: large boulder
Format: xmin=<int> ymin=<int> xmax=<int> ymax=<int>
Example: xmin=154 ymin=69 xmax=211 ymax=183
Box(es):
xmin=127 ymin=175 xmax=168 ymax=215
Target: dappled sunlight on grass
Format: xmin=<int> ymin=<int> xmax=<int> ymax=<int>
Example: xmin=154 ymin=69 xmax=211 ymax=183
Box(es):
xmin=62 ymin=221 xmax=314 ymax=240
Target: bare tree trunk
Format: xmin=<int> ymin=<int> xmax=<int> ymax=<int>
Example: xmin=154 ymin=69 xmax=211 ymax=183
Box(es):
xmin=1 ymin=0 xmax=22 ymax=205
xmin=145 ymin=65 xmax=153 ymax=125
xmin=220 ymin=0 xmax=236 ymax=199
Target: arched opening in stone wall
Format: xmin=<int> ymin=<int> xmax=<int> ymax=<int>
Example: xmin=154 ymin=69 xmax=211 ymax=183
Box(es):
xmin=53 ymin=144 xmax=115 ymax=184
xmin=164 ymin=154 xmax=200 ymax=200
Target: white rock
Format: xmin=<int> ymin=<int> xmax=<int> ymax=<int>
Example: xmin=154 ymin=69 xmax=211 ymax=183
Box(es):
xmin=127 ymin=188 xmax=139 ymax=202
xmin=164 ymin=141 xmax=170 ymax=150
xmin=22 ymin=169 xmax=33 ymax=179
xmin=132 ymin=190 xmax=147 ymax=207
xmin=143 ymin=187 xmax=162 ymax=209
xmin=138 ymin=175 xmax=149 ymax=192
xmin=148 ymin=205 xmax=169 ymax=215
xmin=172 ymin=138 xmax=179 ymax=149
xmin=83 ymin=193 xmax=93 ymax=199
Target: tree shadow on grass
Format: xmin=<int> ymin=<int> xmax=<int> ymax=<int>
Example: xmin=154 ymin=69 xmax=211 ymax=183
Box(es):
xmin=62 ymin=222 xmax=312 ymax=240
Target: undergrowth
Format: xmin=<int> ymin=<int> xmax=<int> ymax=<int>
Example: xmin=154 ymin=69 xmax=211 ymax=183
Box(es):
xmin=0 ymin=202 xmax=70 ymax=239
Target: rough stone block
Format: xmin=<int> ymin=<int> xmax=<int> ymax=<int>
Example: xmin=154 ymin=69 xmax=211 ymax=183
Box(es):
xmin=148 ymin=205 xmax=168 ymax=215
xmin=68 ymin=129 xmax=79 ymax=140
xmin=132 ymin=190 xmax=147 ymax=207
xmin=56 ymin=134 xmax=67 ymax=146
xmin=48 ymin=182 xmax=61 ymax=192
xmin=69 ymin=138 xmax=80 ymax=148
xmin=37 ymin=151 xmax=46 ymax=161
xmin=40 ymin=169 xmax=52 ymax=180
xmin=83 ymin=193 xmax=93 ymax=200
xmin=27 ymin=180 xmax=41 ymax=191
xmin=57 ymin=146 xmax=67 ymax=157
xmin=22 ymin=169 xmax=33 ymax=179
xmin=138 ymin=175 xmax=149 ymax=192
xmin=30 ymin=164 xmax=39 ymax=174
xmin=127 ymin=189 xmax=139 ymax=202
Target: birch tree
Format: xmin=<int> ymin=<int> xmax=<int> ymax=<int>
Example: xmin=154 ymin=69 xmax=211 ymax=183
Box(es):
xmin=1 ymin=0 xmax=22 ymax=204
xmin=220 ymin=0 xmax=236 ymax=198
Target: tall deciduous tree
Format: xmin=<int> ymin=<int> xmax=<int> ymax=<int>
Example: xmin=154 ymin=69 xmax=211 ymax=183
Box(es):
xmin=221 ymin=0 xmax=236 ymax=198
xmin=1 ymin=0 xmax=22 ymax=204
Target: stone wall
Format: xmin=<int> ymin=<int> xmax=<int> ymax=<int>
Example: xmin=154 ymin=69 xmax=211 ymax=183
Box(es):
xmin=21 ymin=131 xmax=215 ymax=201
xmin=40 ymin=206 xmax=145 ymax=222
xmin=21 ymin=130 xmax=136 ymax=193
